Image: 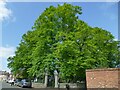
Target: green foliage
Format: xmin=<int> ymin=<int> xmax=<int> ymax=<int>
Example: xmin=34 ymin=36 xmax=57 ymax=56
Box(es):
xmin=7 ymin=3 xmax=119 ymax=82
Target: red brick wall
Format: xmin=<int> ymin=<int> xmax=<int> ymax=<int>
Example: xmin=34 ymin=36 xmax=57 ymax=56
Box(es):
xmin=86 ymin=68 xmax=120 ymax=89
xmin=118 ymin=69 xmax=120 ymax=89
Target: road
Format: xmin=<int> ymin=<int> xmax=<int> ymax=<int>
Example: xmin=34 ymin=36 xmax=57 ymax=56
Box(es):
xmin=0 ymin=81 xmax=82 ymax=90
xmin=1 ymin=81 xmax=19 ymax=88
xmin=0 ymin=81 xmax=33 ymax=90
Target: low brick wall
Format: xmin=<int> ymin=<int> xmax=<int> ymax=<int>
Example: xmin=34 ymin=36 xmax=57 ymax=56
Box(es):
xmin=59 ymin=82 xmax=85 ymax=88
xmin=32 ymin=82 xmax=85 ymax=89
xmin=32 ymin=82 xmax=45 ymax=88
xmin=86 ymin=68 xmax=120 ymax=90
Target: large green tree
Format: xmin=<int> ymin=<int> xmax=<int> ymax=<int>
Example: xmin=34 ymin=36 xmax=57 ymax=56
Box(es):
xmin=7 ymin=3 xmax=119 ymax=82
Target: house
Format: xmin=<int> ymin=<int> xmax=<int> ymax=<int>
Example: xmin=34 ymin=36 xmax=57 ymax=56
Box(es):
xmin=0 ymin=71 xmax=9 ymax=81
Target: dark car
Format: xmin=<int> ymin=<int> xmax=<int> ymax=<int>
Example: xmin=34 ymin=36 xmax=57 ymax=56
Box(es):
xmin=19 ymin=79 xmax=32 ymax=88
xmin=14 ymin=78 xmax=22 ymax=86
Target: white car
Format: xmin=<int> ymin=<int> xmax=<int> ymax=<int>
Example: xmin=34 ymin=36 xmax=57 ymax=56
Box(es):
xmin=8 ymin=79 xmax=14 ymax=85
xmin=6 ymin=79 xmax=10 ymax=83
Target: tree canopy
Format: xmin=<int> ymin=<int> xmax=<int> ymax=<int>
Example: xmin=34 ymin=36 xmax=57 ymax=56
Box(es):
xmin=7 ymin=3 xmax=120 ymax=82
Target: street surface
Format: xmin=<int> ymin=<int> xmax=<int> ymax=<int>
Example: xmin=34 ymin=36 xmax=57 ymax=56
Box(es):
xmin=0 ymin=81 xmax=33 ymax=90
xmin=1 ymin=81 xmax=19 ymax=88
xmin=0 ymin=81 xmax=83 ymax=90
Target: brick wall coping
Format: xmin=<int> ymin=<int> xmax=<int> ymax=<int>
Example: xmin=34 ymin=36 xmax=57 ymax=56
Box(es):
xmin=86 ymin=68 xmax=120 ymax=72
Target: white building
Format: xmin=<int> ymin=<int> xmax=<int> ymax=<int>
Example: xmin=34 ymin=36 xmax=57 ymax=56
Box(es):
xmin=0 ymin=71 xmax=9 ymax=81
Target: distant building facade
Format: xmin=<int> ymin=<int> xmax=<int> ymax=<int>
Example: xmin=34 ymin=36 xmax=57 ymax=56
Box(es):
xmin=0 ymin=71 xmax=9 ymax=81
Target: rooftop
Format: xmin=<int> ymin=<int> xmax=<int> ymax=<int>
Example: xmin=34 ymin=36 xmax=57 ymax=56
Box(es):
xmin=0 ymin=71 xmax=9 ymax=75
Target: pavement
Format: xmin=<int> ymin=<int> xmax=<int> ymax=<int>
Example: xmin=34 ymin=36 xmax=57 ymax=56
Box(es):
xmin=0 ymin=81 xmax=32 ymax=90
xmin=0 ymin=81 xmax=86 ymax=90
xmin=0 ymin=81 xmax=43 ymax=89
xmin=1 ymin=81 xmax=19 ymax=88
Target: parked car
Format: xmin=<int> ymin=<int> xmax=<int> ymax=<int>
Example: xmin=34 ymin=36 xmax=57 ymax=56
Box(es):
xmin=14 ymin=78 xmax=22 ymax=86
xmin=8 ymin=79 xmax=14 ymax=86
xmin=5 ymin=79 xmax=10 ymax=83
xmin=19 ymin=79 xmax=32 ymax=88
